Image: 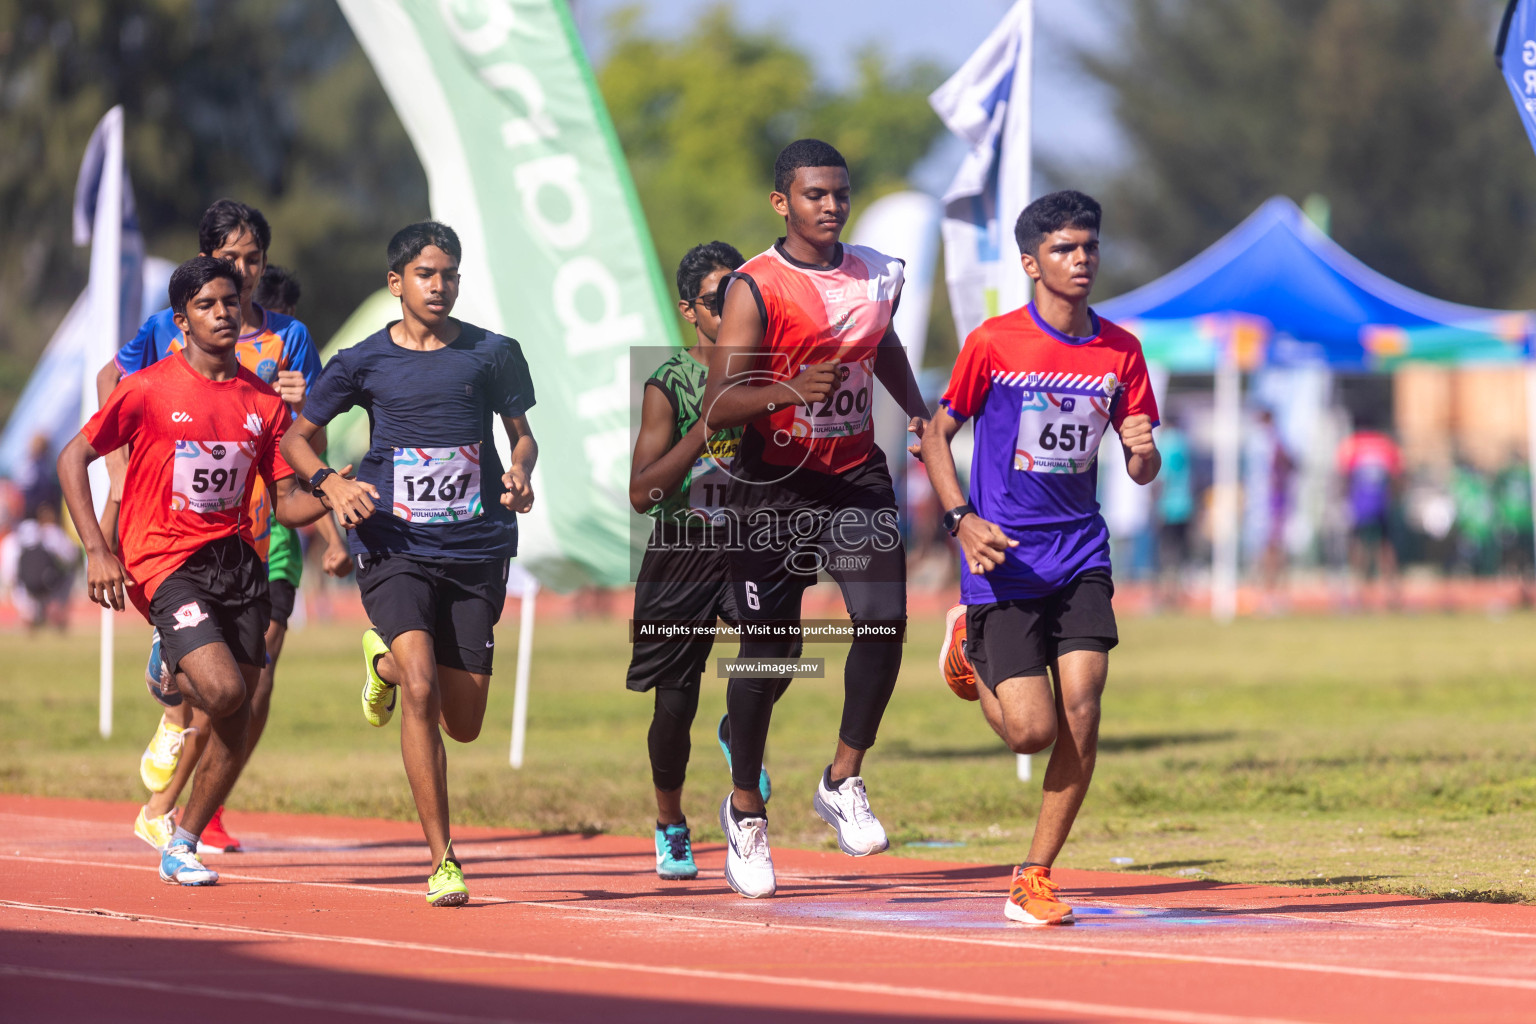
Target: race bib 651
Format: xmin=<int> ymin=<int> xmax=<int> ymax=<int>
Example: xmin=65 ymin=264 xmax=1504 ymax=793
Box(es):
xmin=1013 ymin=374 xmax=1117 ymax=474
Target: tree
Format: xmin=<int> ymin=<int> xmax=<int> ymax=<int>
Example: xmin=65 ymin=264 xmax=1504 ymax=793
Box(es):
xmin=0 ymin=0 xmax=426 ymax=419
xmin=1072 ymin=0 xmax=1536 ymax=308
xmin=596 ymin=5 xmax=945 ymax=286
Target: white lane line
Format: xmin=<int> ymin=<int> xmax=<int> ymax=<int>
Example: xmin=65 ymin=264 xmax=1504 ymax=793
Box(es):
xmin=9 ymin=812 xmax=1533 ymax=942
xmin=0 ymin=964 xmax=545 ymax=1024
xmin=0 ymin=901 xmax=1321 ymax=1024
xmin=4 ymin=854 xmax=1536 ymax=993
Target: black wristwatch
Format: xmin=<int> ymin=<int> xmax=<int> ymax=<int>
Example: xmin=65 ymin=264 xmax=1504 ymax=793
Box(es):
xmin=943 ymin=503 xmax=976 ymax=536
xmin=308 ymin=467 xmax=337 ymax=495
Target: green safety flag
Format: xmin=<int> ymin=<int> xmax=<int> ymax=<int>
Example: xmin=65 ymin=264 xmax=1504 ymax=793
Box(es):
xmin=337 ymin=0 xmax=676 ymax=589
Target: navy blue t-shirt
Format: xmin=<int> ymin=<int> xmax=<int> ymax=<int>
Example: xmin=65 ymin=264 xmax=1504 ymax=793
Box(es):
xmin=302 ymin=321 xmax=535 ymax=562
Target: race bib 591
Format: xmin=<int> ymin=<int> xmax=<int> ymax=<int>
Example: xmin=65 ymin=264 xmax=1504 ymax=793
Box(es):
xmin=171 ymin=440 xmax=254 ymax=514
xmin=392 ymin=445 xmax=483 ymax=523
xmin=1013 ymin=374 xmax=1117 ymax=474
xmin=791 ymin=359 xmax=873 ymax=440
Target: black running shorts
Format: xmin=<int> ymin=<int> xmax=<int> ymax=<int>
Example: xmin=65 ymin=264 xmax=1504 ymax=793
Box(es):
xmin=965 ymin=570 xmax=1118 ymax=692
xmin=149 ymin=535 xmax=270 ymax=672
xmin=267 ymin=578 xmax=297 ymax=629
xmin=356 ymin=552 xmax=508 ymax=675
xmin=626 ymin=526 xmax=739 ymax=693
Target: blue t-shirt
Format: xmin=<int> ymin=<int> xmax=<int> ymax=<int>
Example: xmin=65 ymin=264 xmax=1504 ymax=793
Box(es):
xmin=116 ymin=305 xmax=322 ymax=392
xmin=301 ymin=321 xmax=535 ymax=562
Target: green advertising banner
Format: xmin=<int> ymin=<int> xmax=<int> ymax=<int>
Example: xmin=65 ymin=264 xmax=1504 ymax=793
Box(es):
xmin=338 ymin=0 xmax=677 ymax=589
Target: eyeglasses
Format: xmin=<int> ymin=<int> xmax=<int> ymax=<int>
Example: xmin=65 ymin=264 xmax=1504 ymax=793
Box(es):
xmin=689 ymin=292 xmax=718 ymax=310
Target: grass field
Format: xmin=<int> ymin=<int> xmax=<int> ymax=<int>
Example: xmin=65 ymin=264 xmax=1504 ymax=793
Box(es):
xmin=2 ymin=606 xmax=1533 ymax=902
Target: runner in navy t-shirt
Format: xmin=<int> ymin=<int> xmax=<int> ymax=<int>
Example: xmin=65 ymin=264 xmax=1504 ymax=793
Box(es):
xmin=921 ymin=191 xmax=1160 ymax=927
xmin=280 ymin=222 xmax=537 ymax=907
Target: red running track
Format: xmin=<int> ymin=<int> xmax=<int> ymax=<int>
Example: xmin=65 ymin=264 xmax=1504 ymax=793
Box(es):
xmin=2 ymin=795 xmax=1532 ymax=1023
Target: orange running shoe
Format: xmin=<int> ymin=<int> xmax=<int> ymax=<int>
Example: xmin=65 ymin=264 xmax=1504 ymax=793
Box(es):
xmin=1004 ymin=865 xmax=1074 ymax=926
xmin=939 ymin=605 xmax=978 ymax=701
xmin=197 ymin=806 xmax=242 ymax=854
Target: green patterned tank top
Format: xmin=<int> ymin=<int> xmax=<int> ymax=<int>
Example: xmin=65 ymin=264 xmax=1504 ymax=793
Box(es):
xmin=645 ymin=348 xmax=741 ymax=526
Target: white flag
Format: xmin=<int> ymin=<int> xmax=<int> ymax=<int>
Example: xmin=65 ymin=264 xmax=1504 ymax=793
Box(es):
xmin=929 ymin=0 xmax=1033 ymax=344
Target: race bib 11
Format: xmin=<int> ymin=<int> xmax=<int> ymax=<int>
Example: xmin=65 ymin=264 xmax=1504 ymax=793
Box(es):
xmin=171 ymin=440 xmax=255 ymax=514
xmin=791 ymin=359 xmax=874 ymax=440
xmin=1013 ymin=375 xmax=1117 ymax=474
xmin=686 ymin=435 xmax=738 ymax=524
xmin=392 ymin=445 xmax=483 ymax=523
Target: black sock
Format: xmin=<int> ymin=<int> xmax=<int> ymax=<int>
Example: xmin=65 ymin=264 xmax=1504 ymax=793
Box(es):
xmin=657 ymin=818 xmax=686 ymax=831
xmin=825 ymin=765 xmax=849 ymax=791
xmin=729 ymin=801 xmax=765 ymax=823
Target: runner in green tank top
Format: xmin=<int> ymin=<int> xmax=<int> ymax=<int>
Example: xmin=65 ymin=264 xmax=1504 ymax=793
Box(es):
xmin=626 ymin=242 xmax=781 ymax=882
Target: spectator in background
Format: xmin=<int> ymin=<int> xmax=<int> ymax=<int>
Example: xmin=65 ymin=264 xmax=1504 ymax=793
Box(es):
xmin=254 ymin=264 xmax=301 ymax=316
xmin=1155 ymin=416 xmax=1193 ymax=606
xmin=1451 ymin=456 xmax=1498 ymax=577
xmin=0 ymin=501 xmax=77 ymax=631
xmin=13 ymin=434 xmax=61 ymax=519
xmin=1495 ymin=453 xmax=1533 ymax=598
xmin=1337 ymin=425 xmax=1403 ymax=601
xmin=1254 ymin=408 xmax=1294 ymax=603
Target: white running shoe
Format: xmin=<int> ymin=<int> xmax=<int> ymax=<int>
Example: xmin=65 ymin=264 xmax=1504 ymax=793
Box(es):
xmin=814 ymin=769 xmax=890 ymax=857
xmin=719 ymin=794 xmax=776 ymax=898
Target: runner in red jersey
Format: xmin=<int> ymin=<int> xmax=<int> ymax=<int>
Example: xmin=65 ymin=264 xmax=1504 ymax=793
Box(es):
xmin=57 ymin=257 xmax=331 ymax=888
xmin=700 ymin=139 xmax=929 ymax=898
xmin=922 ymin=191 xmax=1160 ymax=926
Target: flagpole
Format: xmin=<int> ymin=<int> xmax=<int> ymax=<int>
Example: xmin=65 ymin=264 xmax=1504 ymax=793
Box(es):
xmin=82 ymin=107 xmax=125 ymax=738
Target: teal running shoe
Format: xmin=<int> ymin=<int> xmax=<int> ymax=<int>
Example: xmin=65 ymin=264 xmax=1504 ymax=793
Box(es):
xmin=159 ymin=840 xmax=218 ymax=886
xmin=144 ymin=629 xmax=181 ymax=708
xmin=654 ymin=822 xmax=698 ymax=880
xmin=717 ymin=714 xmax=771 ymax=803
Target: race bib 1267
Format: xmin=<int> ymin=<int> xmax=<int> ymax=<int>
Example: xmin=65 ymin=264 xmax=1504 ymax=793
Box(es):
xmin=171 ymin=440 xmax=255 ymax=514
xmin=1013 ymin=373 xmax=1118 ymax=474
xmin=392 ymin=445 xmax=483 ymax=523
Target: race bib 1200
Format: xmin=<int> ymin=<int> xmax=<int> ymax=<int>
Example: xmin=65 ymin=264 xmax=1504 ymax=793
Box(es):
xmin=1013 ymin=373 xmax=1118 ymax=474
xmin=392 ymin=445 xmax=483 ymax=523
xmin=171 ymin=440 xmax=255 ymax=514
xmin=791 ymin=359 xmax=874 ymax=440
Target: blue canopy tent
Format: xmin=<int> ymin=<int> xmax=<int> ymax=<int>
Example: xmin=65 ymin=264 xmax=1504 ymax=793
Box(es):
xmin=1091 ymin=197 xmax=1535 ymax=618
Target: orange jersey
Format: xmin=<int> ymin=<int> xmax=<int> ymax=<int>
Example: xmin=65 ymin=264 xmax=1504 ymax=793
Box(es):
xmin=728 ymin=241 xmax=904 ymax=475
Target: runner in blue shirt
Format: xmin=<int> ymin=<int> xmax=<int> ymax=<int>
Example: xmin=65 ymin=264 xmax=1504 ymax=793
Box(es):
xmin=281 ymin=221 xmax=537 ymax=907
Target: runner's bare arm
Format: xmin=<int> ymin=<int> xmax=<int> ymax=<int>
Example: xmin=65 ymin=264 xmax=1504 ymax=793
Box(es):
xmin=273 ymin=370 xmax=326 ymax=452
xmin=56 ymin=433 xmax=132 ymax=610
xmin=315 ymin=510 xmax=352 ymax=577
xmin=873 ymin=325 xmax=931 ymax=422
xmin=629 ymin=385 xmax=708 ymax=513
xmin=1119 ymin=414 xmax=1160 ymax=485
xmin=920 ymin=407 xmax=1017 ymax=575
xmin=500 ymin=413 xmax=537 ymax=513
xmin=280 ymin=415 xmax=378 ymax=527
xmin=272 ymin=474 xmax=332 ymax=528
xmin=95 ymin=358 xmax=129 ymax=506
xmin=701 ymin=282 xmax=835 ymax=431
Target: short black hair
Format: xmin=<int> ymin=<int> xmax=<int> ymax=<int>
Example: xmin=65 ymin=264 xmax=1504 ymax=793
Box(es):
xmin=388 ymin=221 xmax=461 ymax=274
xmin=199 ymin=199 xmax=271 ymax=256
xmin=169 ymin=255 xmax=241 ymax=317
xmin=255 ymin=264 xmax=301 ymax=313
xmin=1014 ymin=190 xmax=1102 ymax=257
xmin=773 ymin=138 xmax=848 ymax=195
xmin=675 ymin=241 xmax=745 ymax=301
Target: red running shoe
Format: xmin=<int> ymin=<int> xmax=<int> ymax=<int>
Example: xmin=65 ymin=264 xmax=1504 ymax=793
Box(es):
xmin=939 ymin=605 xmax=978 ymax=701
xmin=197 ymin=806 xmax=242 ymax=854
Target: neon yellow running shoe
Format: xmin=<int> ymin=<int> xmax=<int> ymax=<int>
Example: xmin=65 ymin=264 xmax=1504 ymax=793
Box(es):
xmin=360 ymin=629 xmax=396 ymax=727
xmin=139 ymin=717 xmax=190 ymax=793
xmin=426 ymin=842 xmax=469 ymax=907
xmin=134 ymin=805 xmax=177 ymax=851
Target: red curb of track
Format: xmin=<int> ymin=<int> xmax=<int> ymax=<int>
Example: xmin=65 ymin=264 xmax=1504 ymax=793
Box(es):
xmin=2 ymin=794 xmax=1533 ymax=1024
